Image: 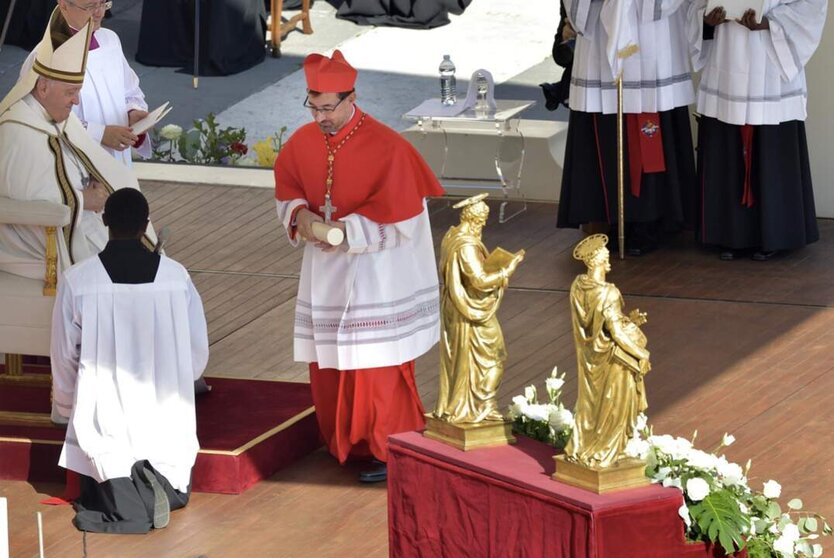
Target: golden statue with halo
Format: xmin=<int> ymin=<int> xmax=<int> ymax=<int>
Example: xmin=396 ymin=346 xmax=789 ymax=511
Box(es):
xmin=425 ymin=193 xmax=525 ymax=450
xmin=553 ymin=234 xmax=651 ymax=492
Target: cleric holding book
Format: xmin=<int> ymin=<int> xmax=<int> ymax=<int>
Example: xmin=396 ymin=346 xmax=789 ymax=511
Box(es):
xmin=693 ymin=0 xmax=825 ymax=260
xmin=273 ymin=50 xmax=445 ymax=483
xmin=19 ymin=0 xmax=151 ymax=167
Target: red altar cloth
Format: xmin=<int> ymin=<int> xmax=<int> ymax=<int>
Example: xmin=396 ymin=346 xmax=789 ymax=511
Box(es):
xmin=388 ymin=432 xmax=741 ymax=558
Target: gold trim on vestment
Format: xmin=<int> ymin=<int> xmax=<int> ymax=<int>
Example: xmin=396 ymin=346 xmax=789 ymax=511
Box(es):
xmin=61 ymin=133 xmax=155 ymax=251
xmin=48 ymin=135 xmax=80 ymax=264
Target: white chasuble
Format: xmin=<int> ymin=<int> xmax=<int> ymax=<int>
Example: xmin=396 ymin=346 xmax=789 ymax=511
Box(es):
xmin=0 ymin=97 xmax=156 ymax=280
xmin=566 ymin=0 xmax=698 ymax=114
xmin=50 ymin=257 xmax=209 ymax=492
xmin=277 ymin=200 xmax=440 ymax=371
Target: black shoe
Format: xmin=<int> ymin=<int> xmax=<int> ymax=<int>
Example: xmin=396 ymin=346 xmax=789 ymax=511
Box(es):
xmin=720 ymin=250 xmax=736 ymax=261
xmin=358 ymin=461 xmax=387 ymax=483
xmin=137 ymin=466 xmax=170 ymax=529
xmin=752 ymin=250 xmax=778 ymax=261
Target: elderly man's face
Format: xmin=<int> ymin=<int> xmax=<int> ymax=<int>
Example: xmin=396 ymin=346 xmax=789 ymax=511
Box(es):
xmin=307 ymin=91 xmax=355 ymax=134
xmin=36 ymin=79 xmax=82 ymax=123
xmin=59 ymin=0 xmax=107 ymax=31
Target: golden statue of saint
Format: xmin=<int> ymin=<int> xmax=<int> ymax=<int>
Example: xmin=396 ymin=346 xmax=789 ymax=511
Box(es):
xmin=564 ymin=234 xmax=650 ymax=469
xmin=432 ymin=194 xmax=524 ymax=425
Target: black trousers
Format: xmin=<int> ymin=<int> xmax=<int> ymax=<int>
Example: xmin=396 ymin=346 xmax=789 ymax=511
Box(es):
xmin=557 ymin=107 xmax=697 ymax=232
xmin=73 ymin=461 xmax=191 ymax=534
xmin=698 ymin=116 xmax=819 ymax=251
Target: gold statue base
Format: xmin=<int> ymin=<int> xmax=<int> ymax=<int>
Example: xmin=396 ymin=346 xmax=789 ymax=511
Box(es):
xmin=552 ymin=455 xmax=650 ymax=494
xmin=424 ymin=415 xmax=516 ymax=451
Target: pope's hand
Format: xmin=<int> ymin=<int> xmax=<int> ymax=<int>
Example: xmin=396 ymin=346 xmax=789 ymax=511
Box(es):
xmin=128 ymin=109 xmax=149 ymax=127
xmin=82 ymin=180 xmax=109 ymax=213
xmin=102 ymin=125 xmax=139 ymax=151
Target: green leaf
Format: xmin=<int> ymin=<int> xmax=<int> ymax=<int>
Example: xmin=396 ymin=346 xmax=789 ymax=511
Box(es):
xmin=766 ymin=501 xmax=782 ymax=520
xmin=787 ymin=498 xmax=803 ymax=510
xmin=813 ymin=543 xmax=823 ymax=557
xmin=687 ymin=491 xmax=749 ymax=555
xmin=804 ymin=516 xmax=819 ymax=533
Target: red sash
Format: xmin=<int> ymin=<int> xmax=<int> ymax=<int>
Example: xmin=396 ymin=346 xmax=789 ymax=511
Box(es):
xmin=740 ymin=125 xmax=755 ymax=208
xmin=626 ymin=113 xmax=666 ymax=197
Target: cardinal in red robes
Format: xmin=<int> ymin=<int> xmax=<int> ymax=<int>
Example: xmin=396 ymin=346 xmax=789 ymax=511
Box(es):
xmin=274 ymin=50 xmax=444 ymax=482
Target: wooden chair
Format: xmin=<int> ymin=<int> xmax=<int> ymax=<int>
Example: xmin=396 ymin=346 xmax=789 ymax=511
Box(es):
xmin=269 ymin=0 xmax=313 ymax=58
xmin=0 ymin=196 xmax=69 ymax=426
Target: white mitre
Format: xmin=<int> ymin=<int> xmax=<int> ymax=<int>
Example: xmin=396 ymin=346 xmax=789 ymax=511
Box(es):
xmin=0 ymin=8 xmax=92 ymax=116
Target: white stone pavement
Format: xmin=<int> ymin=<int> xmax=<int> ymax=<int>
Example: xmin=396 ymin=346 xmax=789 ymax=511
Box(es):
xmin=217 ymin=0 xmax=564 ymax=143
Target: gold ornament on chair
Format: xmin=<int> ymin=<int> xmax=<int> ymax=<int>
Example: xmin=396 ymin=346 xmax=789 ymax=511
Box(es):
xmin=553 ymin=234 xmax=651 ymax=492
xmin=425 ymin=193 xmax=525 ymax=450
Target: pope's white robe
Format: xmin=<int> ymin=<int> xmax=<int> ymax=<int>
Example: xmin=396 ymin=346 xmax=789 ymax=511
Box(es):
xmin=691 ymin=0 xmax=827 ymax=125
xmin=276 ymin=200 xmax=440 ymax=371
xmin=0 ymin=96 xmax=155 ymax=280
xmin=50 ymin=256 xmax=209 ymax=492
xmin=566 ymin=0 xmax=698 ymax=114
xmin=21 ymin=27 xmax=151 ymax=166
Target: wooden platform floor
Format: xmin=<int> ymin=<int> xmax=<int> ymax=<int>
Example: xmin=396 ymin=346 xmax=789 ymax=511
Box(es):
xmin=3 ymin=182 xmax=834 ymax=557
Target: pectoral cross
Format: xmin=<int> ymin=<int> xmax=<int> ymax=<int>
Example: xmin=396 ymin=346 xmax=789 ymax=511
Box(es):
xmin=320 ymin=193 xmax=337 ymax=223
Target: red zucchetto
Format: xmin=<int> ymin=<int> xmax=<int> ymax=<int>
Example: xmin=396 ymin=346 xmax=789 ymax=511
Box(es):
xmin=303 ymin=49 xmax=357 ymax=93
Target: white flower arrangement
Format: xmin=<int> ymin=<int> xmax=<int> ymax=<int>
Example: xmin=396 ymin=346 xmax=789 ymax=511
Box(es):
xmin=628 ymin=417 xmax=831 ymax=557
xmin=509 ymin=367 xmax=831 ymax=558
xmin=507 ymin=367 xmax=574 ymax=449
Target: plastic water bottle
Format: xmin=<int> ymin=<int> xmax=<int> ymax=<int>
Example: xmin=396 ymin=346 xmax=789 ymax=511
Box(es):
xmin=439 ymin=55 xmax=456 ymax=106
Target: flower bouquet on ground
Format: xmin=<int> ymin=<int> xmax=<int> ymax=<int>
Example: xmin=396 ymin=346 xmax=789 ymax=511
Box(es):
xmin=506 ymin=367 xmax=574 ymax=450
xmin=625 ymin=421 xmax=831 ymax=557
xmin=151 ymin=113 xmax=249 ymax=165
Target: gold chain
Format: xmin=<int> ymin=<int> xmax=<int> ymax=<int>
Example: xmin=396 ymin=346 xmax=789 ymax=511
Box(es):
xmin=323 ymin=113 xmax=366 ymax=196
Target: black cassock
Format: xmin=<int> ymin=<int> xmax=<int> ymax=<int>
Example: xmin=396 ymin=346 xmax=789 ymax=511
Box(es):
xmin=697 ymin=117 xmax=819 ymax=252
xmin=336 ymin=0 xmax=472 ymax=29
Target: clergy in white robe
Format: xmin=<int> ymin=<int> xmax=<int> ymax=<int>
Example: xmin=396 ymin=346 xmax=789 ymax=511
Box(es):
xmin=0 ymin=8 xmax=155 ymax=280
xmin=20 ymin=0 xmax=151 ymax=167
xmin=691 ymin=0 xmax=824 ymax=258
xmin=557 ymin=0 xmax=700 ymax=255
xmin=51 ymin=188 xmax=209 ymax=533
xmin=274 ymin=51 xmax=444 ymax=483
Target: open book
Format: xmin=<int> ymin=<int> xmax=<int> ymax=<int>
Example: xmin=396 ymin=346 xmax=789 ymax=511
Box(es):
xmin=706 ymin=0 xmax=765 ymax=22
xmin=130 ymin=102 xmax=173 ymax=136
xmin=483 ymin=246 xmax=524 ymax=274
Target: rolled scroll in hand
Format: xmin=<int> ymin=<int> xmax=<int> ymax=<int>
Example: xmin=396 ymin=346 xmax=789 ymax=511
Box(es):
xmin=311 ymin=221 xmax=345 ymax=246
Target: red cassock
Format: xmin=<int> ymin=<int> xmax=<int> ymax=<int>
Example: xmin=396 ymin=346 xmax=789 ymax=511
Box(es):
xmin=275 ymin=107 xmax=444 ymax=463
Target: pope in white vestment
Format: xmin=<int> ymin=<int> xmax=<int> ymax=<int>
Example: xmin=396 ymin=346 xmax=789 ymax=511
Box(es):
xmin=0 ymin=9 xmax=155 ymax=280
xmin=20 ymin=0 xmax=151 ymax=167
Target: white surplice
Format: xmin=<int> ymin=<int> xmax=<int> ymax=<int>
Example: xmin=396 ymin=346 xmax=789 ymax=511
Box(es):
xmin=691 ymin=0 xmax=827 ymax=125
xmin=21 ymin=28 xmax=151 ymax=166
xmin=566 ymin=0 xmax=698 ymax=114
xmin=50 ymin=256 xmax=209 ymax=492
xmin=0 ymin=96 xmax=156 ymax=280
xmin=276 ymin=200 xmax=440 ymax=371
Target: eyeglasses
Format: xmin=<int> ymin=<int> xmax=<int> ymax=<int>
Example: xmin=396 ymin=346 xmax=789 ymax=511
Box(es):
xmin=65 ymin=0 xmax=112 ymax=14
xmin=303 ymin=93 xmax=352 ymax=114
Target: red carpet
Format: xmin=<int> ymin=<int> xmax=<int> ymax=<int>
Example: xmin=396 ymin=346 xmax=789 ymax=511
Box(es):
xmin=0 ymin=376 xmax=321 ymax=494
